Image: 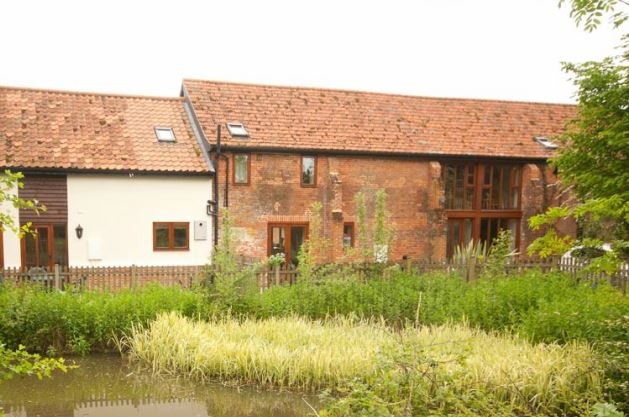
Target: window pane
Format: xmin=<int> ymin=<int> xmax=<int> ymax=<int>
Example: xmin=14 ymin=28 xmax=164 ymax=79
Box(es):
xmin=491 ymin=167 xmax=501 ymax=209
xmin=290 ymin=226 xmax=306 ymax=266
xmin=511 ymin=188 xmax=519 ymax=208
xmin=271 ymin=226 xmax=285 ymax=255
xmin=234 ymin=154 xmax=249 ymax=183
xmin=155 ymin=225 xmax=170 ymax=248
xmin=38 ymin=228 xmax=49 ymax=267
xmin=501 ymin=167 xmax=511 ymax=209
xmin=343 ymin=224 xmax=354 ymax=248
xmin=53 ymin=225 xmax=67 ymax=266
xmin=24 ymin=234 xmax=37 ymax=267
xmin=302 ymin=157 xmax=315 ymax=185
xmin=463 ymin=219 xmax=473 ymax=246
xmin=464 ymin=189 xmax=474 ymax=209
xmin=445 ymin=165 xmax=455 ymax=208
xmin=454 ymin=166 xmax=464 ymax=208
xmin=481 ymin=189 xmax=490 ymax=209
xmin=173 ymin=225 xmax=188 ymax=248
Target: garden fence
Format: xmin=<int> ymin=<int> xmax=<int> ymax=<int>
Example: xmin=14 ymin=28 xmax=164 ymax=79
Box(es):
xmin=0 ymin=257 xmax=627 ymax=294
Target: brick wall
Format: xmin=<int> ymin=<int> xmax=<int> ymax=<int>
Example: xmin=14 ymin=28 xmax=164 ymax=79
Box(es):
xmin=520 ymin=163 xmax=577 ymax=255
xmin=215 ymin=152 xmax=575 ymax=263
xmin=214 ymin=151 xmax=446 ymax=262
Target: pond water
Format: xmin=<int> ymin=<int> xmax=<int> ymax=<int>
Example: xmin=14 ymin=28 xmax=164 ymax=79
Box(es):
xmin=0 ymin=354 xmax=316 ymax=417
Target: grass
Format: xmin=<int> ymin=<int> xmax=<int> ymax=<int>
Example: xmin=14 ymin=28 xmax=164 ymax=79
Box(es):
xmin=121 ymin=312 xmax=602 ymax=415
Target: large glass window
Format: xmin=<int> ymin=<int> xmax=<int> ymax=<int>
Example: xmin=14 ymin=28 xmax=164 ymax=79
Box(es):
xmin=233 ymin=154 xmax=250 ymax=185
xmin=444 ymin=162 xmax=522 ymax=258
xmin=153 ymin=222 xmax=189 ymax=251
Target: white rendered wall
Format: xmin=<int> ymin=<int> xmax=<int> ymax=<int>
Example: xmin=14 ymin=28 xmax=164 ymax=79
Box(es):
xmin=67 ymin=174 xmax=213 ymax=267
xmin=1 ymin=182 xmax=22 ymax=268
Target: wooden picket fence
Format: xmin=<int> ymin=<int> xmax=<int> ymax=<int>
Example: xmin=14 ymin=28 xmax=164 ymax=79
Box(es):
xmin=0 ymin=265 xmax=209 ymax=292
xmin=1 ymin=257 xmax=627 ymax=294
xmin=256 ymin=257 xmax=629 ymax=294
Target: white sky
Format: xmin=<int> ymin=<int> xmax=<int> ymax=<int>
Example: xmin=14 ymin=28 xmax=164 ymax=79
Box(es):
xmin=0 ymin=0 xmax=624 ymax=103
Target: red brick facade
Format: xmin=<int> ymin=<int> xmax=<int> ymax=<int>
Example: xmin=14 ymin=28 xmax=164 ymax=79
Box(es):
xmin=215 ymin=151 xmax=447 ymax=262
xmin=213 ymin=151 xmax=575 ymax=263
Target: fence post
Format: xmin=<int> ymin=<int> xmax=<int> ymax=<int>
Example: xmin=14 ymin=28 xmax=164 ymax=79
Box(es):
xmin=274 ymin=265 xmax=280 ymax=286
xmin=131 ymin=265 xmax=137 ymax=288
xmin=54 ymin=264 xmax=61 ymax=291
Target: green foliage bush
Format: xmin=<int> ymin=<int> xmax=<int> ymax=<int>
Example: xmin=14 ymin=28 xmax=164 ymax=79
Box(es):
xmin=0 ymin=284 xmax=208 ymax=354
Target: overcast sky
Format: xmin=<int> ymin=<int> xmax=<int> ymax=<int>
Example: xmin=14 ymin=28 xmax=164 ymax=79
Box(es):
xmin=0 ymin=0 xmax=624 ymax=103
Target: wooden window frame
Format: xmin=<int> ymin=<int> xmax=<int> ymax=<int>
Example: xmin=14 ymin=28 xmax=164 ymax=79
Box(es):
xmin=232 ymin=153 xmax=251 ymax=186
xmin=19 ymin=223 xmax=69 ymax=269
xmin=153 ymin=222 xmax=190 ymax=251
xmin=266 ymin=222 xmax=310 ymax=257
xmin=300 ymin=155 xmax=317 ymax=187
xmin=443 ymin=161 xmax=523 ymax=257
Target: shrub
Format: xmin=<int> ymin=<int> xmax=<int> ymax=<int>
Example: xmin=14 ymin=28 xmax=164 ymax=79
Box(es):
xmin=0 ymin=284 xmax=208 ymax=354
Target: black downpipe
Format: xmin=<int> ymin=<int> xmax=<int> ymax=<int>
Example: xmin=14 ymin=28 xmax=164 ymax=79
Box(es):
xmin=213 ymin=125 xmax=230 ymax=246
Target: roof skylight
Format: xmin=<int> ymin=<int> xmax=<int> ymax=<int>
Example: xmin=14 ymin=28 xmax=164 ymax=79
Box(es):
xmin=227 ymin=122 xmax=249 ymax=138
xmin=534 ymin=136 xmax=558 ymax=150
xmin=155 ymin=127 xmax=176 ymax=142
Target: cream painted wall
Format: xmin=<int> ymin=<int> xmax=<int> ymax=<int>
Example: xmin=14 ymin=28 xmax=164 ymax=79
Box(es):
xmin=1 ymin=182 xmax=22 ymax=268
xmin=67 ymin=174 xmax=213 ymax=266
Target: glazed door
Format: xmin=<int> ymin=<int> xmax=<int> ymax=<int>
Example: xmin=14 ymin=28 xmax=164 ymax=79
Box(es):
xmin=22 ymin=224 xmax=67 ymax=269
xmin=268 ymin=223 xmax=309 ymax=267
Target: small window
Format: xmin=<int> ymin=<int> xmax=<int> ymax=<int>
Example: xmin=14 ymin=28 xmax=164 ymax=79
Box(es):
xmin=227 ymin=122 xmax=249 ymax=137
xmin=534 ymin=136 xmax=558 ymax=149
xmin=343 ymin=223 xmax=354 ymax=248
xmin=153 ymin=222 xmax=189 ymax=251
xmin=155 ymin=127 xmax=176 ymax=142
xmin=233 ymin=154 xmax=250 ymax=185
xmin=301 ymin=156 xmax=316 ymax=186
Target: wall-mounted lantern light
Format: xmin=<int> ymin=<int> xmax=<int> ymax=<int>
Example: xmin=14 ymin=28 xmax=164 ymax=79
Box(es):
xmin=75 ymin=224 xmax=84 ymax=239
xmin=206 ymin=199 xmax=217 ymax=216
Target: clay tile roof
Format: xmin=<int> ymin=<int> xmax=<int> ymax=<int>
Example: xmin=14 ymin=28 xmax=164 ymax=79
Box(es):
xmin=183 ymin=79 xmax=576 ymax=159
xmin=0 ymin=86 xmax=210 ymax=174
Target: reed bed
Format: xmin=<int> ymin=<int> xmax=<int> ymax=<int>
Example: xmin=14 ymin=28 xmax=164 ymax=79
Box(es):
xmin=122 ymin=312 xmax=395 ymax=390
xmin=122 ymin=312 xmax=602 ymax=413
xmin=405 ymin=324 xmax=601 ymax=411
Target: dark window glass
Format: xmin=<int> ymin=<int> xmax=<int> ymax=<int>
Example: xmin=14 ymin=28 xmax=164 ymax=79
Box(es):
xmin=234 ymin=154 xmax=249 ymax=184
xmin=343 ymin=223 xmax=354 ymax=248
xmin=173 ymin=225 xmax=188 ymax=248
xmin=24 ymin=234 xmax=37 ymax=267
xmin=53 ymin=225 xmax=67 ymax=266
xmin=302 ymin=156 xmax=316 ymax=186
xmin=290 ymin=226 xmax=306 ymax=266
xmin=37 ymin=227 xmax=49 ymax=268
xmin=155 ymin=225 xmax=170 ymax=248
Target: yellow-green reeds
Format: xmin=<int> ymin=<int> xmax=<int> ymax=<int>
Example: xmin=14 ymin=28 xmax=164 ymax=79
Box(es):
xmin=121 ymin=312 xmax=601 ymax=411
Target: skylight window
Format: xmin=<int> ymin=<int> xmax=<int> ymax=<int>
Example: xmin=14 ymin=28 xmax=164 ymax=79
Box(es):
xmin=534 ymin=136 xmax=558 ymax=150
xmin=155 ymin=127 xmax=176 ymax=142
xmin=227 ymin=122 xmax=249 ymax=138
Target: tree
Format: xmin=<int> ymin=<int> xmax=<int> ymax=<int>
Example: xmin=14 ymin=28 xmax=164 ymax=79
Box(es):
xmin=1 ymin=170 xmax=45 ymax=237
xmin=528 ymin=1 xmax=628 ymax=271
xmin=559 ymin=0 xmax=628 ymax=31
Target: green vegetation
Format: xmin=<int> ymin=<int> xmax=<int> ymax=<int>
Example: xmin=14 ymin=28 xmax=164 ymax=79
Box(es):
xmin=1 ymin=267 xmax=627 ymax=414
xmin=123 ymin=312 xmax=600 ymax=416
xmin=529 ymin=0 xmax=629 ymax=271
xmin=0 ymin=284 xmax=208 ymax=354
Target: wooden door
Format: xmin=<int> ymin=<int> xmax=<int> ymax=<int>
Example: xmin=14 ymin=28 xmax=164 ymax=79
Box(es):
xmin=268 ymin=223 xmax=309 ymax=267
xmin=21 ymin=224 xmax=68 ymax=269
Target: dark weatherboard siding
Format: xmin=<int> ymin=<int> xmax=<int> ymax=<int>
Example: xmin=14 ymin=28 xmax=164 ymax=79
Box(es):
xmin=18 ymin=174 xmax=68 ymax=223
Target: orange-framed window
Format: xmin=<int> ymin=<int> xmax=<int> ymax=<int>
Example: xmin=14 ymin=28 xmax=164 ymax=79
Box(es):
xmin=153 ymin=222 xmax=189 ymax=251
